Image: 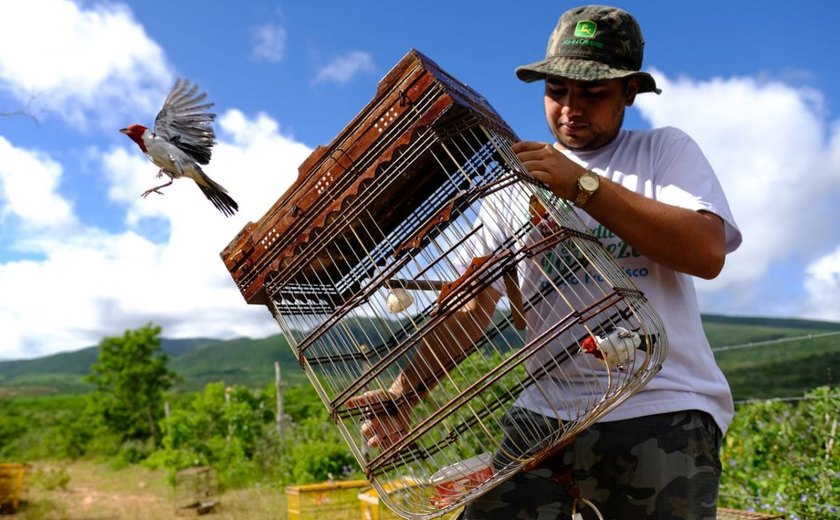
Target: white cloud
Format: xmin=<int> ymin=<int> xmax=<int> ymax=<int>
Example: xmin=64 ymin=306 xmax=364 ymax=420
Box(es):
xmin=0 ymin=228 xmax=162 ymax=358
xmin=800 ymin=123 xmax=840 ymax=320
xmin=803 ymin=247 xmax=840 ymax=320
xmin=252 ymin=23 xmax=287 ymax=63
xmin=634 ymin=71 xmax=840 ymax=318
xmin=312 ymin=51 xmax=376 ymax=85
xmin=0 ymin=136 xmax=76 ymax=230
xmin=214 ymin=109 xmax=312 ymax=220
xmin=0 ymin=0 xmax=172 ymax=128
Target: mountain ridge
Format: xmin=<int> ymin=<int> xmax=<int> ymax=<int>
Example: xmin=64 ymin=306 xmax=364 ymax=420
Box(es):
xmin=2 ymin=313 xmax=839 ymax=398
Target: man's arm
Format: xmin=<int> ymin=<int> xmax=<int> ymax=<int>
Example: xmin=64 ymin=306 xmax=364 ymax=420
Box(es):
xmin=347 ymin=286 xmax=501 ymax=449
xmin=513 ymin=141 xmax=726 ymax=280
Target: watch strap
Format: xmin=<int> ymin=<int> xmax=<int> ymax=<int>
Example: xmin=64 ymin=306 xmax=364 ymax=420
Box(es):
xmin=574 ymin=170 xmax=599 ymax=207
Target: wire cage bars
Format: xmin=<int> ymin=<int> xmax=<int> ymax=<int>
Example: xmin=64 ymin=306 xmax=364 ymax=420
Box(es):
xmin=222 ymin=49 xmax=668 ymax=519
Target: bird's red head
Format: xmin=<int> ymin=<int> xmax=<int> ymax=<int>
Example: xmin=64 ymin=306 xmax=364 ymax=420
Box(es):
xmin=119 ymin=124 xmax=149 ymax=151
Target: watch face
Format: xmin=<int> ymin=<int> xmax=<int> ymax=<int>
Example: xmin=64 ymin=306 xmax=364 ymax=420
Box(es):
xmin=580 ymin=174 xmax=599 ymax=191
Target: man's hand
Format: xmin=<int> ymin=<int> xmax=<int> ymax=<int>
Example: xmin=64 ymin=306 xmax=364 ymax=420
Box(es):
xmin=512 ymin=141 xmax=588 ymax=200
xmin=513 ymin=141 xmax=727 ymax=279
xmin=346 ymin=389 xmax=412 ymax=450
xmin=344 ymin=288 xmax=501 ymax=453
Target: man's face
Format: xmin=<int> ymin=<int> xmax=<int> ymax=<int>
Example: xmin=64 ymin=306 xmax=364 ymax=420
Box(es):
xmin=544 ymin=76 xmax=638 ymax=151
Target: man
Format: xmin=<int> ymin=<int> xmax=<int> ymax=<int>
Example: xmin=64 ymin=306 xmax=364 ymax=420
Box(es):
xmin=356 ymin=5 xmax=741 ymax=519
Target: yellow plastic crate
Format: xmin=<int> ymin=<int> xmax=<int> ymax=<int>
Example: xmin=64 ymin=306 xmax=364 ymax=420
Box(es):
xmin=358 ymin=481 xmax=463 ymax=520
xmin=0 ymin=463 xmax=26 ymax=512
xmin=286 ymin=480 xmax=369 ymax=520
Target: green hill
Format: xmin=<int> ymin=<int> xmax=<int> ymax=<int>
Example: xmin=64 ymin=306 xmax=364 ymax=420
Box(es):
xmin=1 ymin=314 xmax=838 ymax=400
xmin=168 ymin=334 xmax=308 ymax=391
xmin=0 ymin=335 xmax=307 ymax=395
xmin=0 ymin=338 xmax=224 ymax=395
xmin=703 ymin=314 xmax=840 ymax=400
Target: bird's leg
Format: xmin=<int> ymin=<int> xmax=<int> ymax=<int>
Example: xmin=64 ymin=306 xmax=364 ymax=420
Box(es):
xmin=156 ymin=168 xmax=165 ymax=179
xmin=141 ymin=179 xmax=174 ymax=198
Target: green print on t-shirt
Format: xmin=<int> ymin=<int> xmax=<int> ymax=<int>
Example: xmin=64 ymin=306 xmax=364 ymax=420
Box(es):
xmin=540 ymin=224 xmax=644 ymax=279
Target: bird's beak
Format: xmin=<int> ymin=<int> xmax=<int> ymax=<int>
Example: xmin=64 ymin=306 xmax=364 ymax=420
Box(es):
xmin=119 ymin=128 xmax=129 ymax=134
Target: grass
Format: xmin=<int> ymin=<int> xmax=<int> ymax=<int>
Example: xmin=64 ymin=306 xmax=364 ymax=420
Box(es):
xmin=14 ymin=460 xmax=288 ymax=520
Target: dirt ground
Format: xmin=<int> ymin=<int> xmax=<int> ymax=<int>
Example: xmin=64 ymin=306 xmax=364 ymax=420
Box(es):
xmin=10 ymin=461 xmax=286 ymax=520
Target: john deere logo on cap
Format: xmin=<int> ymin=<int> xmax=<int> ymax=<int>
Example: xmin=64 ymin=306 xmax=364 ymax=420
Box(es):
xmin=574 ymin=20 xmax=597 ymax=38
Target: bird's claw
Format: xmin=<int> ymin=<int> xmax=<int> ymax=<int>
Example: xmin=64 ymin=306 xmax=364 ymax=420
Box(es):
xmin=141 ymin=188 xmax=165 ymax=198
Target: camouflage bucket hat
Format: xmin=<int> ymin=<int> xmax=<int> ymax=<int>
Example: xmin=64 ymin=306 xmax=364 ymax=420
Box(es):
xmin=516 ymin=5 xmax=661 ymax=94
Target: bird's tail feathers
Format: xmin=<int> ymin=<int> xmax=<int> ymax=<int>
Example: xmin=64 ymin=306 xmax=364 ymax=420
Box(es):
xmin=196 ymin=174 xmax=238 ymax=217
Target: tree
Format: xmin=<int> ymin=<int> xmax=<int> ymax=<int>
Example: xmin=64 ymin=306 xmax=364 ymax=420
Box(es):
xmin=86 ymin=323 xmax=181 ymax=446
xmin=147 ymin=382 xmax=275 ymax=486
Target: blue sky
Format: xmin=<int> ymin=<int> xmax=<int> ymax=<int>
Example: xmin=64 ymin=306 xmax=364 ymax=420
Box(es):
xmin=2 ymin=0 xmax=840 ymax=360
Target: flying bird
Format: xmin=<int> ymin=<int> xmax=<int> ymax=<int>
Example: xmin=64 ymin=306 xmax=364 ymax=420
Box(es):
xmin=120 ymin=78 xmax=238 ymax=217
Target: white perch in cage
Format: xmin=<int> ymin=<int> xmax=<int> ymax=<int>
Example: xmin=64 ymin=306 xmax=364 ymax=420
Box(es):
xmin=386 ymin=288 xmax=415 ymax=313
xmin=384 ymin=279 xmax=448 ymax=314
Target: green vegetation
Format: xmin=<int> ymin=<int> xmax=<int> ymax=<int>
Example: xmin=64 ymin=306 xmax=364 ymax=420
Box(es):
xmin=86 ymin=324 xmax=181 ymax=447
xmin=0 ymin=317 xmax=838 ymax=519
xmin=0 ymin=394 xmax=88 ymax=459
xmin=145 ymin=381 xmax=354 ymax=488
xmin=720 ymin=387 xmax=839 ymax=519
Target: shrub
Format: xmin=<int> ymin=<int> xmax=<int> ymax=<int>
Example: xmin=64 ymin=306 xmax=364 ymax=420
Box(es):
xmin=720 ymin=386 xmax=839 ymax=519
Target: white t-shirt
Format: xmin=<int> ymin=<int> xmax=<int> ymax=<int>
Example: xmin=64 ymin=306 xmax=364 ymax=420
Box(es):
xmin=470 ymin=126 xmax=742 ymax=434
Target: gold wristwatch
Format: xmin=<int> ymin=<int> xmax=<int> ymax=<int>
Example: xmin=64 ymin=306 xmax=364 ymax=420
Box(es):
xmin=574 ymin=170 xmax=600 ymax=207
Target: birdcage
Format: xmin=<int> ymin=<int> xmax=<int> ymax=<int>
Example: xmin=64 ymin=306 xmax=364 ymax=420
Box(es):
xmin=222 ymin=49 xmax=668 ymax=519
xmin=174 ymin=466 xmax=217 ymax=516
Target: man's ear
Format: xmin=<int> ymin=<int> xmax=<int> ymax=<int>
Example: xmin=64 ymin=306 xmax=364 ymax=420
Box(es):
xmin=625 ymin=78 xmax=640 ymax=106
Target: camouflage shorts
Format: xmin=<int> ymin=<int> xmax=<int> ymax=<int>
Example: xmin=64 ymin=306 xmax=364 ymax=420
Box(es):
xmin=461 ymin=408 xmax=722 ymax=520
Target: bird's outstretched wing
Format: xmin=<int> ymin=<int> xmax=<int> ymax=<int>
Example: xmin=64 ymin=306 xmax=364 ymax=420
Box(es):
xmin=154 ymin=78 xmax=216 ymax=165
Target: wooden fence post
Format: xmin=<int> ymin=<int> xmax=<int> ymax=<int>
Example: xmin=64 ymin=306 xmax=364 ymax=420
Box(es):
xmin=275 ymin=361 xmax=285 ymax=439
